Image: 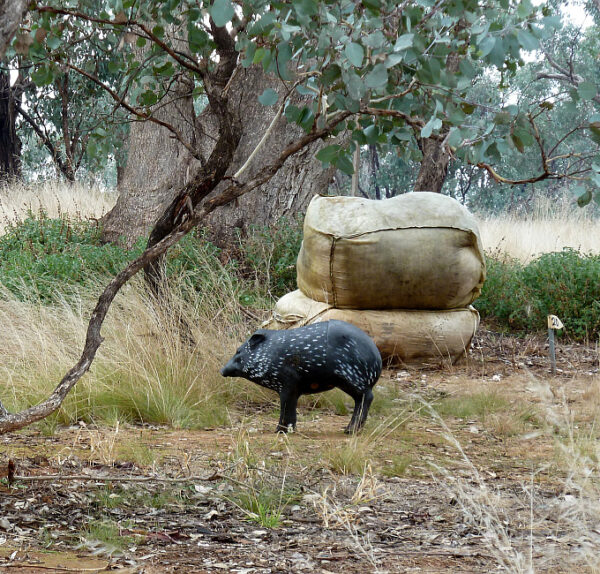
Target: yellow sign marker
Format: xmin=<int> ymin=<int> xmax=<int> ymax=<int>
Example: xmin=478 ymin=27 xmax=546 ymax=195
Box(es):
xmin=547 ymin=315 xmax=564 ymax=330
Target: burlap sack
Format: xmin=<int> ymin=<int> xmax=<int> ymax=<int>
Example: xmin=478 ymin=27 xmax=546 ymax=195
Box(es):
xmin=268 ymin=290 xmax=480 ymax=365
xmin=296 ymin=193 xmax=485 ymax=310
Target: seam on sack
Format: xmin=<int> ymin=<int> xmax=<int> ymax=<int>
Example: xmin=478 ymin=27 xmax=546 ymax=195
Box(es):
xmin=329 ymin=237 xmax=338 ymax=308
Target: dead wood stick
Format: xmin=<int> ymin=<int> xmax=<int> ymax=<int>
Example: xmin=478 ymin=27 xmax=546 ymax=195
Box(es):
xmin=11 ymin=471 xmax=248 ymax=487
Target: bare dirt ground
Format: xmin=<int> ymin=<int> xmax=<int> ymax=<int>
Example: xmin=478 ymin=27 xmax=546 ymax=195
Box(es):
xmin=1 ymin=327 xmax=599 ymax=574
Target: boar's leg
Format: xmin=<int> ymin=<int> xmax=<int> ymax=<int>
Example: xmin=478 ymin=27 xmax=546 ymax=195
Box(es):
xmin=344 ymin=389 xmax=374 ymax=434
xmin=276 ymin=387 xmax=300 ymax=433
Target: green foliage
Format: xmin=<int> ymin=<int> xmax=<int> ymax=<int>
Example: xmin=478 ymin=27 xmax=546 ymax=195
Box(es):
xmin=475 ymin=249 xmax=600 ymax=341
xmin=228 ymin=482 xmax=297 ymax=528
xmin=0 ymin=213 xmax=142 ymax=301
xmin=0 ymin=213 xmax=245 ymax=305
xmin=239 ymin=217 xmax=304 ymax=299
xmin=83 ymin=519 xmax=134 ymax=551
xmin=11 ymin=0 xmax=585 ymax=199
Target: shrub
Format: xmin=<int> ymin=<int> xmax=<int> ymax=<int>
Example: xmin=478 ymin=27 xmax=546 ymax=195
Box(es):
xmin=522 ymin=248 xmax=600 ymax=341
xmin=239 ymin=216 xmax=304 ymax=299
xmin=476 ymin=248 xmax=600 ymax=341
xmin=0 ymin=213 xmax=141 ymax=301
xmin=0 ymin=213 xmax=242 ymax=304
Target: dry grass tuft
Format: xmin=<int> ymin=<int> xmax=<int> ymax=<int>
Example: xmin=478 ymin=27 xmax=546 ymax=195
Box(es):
xmin=0 ymin=180 xmax=116 ymax=233
xmin=477 ymin=196 xmax=600 ymax=262
xmin=423 ymin=376 xmax=600 ymax=574
xmin=0 ymin=272 xmax=254 ymax=429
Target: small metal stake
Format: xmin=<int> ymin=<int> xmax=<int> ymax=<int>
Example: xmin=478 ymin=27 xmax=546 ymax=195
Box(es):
xmin=547 ymin=315 xmax=564 ymax=375
xmin=548 ymin=327 xmax=556 ymax=375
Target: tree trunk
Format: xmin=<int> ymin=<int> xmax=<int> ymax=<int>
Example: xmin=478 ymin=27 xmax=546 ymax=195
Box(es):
xmin=102 ymin=66 xmax=338 ymax=248
xmin=0 ymin=0 xmax=28 ymax=61
xmin=101 ymin=74 xmax=198 ymax=246
xmin=0 ymin=70 xmax=21 ymax=179
xmin=413 ymin=136 xmax=451 ymax=193
xmin=204 ymin=67 xmax=338 ymax=246
xmin=413 ymin=28 xmax=464 ymax=194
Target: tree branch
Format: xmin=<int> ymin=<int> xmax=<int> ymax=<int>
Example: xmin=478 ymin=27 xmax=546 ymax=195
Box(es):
xmin=14 ymin=101 xmax=70 ymax=178
xmin=537 ymin=48 xmax=600 ymax=106
xmin=360 ymin=106 xmax=427 ymax=133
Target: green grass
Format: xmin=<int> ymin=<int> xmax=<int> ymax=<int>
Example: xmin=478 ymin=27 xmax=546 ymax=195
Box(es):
xmin=227 ymin=481 xmax=299 ymax=528
xmin=82 ymin=519 xmax=135 ymax=552
xmin=434 ymin=390 xmax=510 ymax=421
xmin=381 ymin=454 xmax=413 ymax=477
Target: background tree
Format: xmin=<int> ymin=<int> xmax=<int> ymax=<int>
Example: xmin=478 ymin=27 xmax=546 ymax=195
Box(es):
xmin=0 ymin=68 xmax=22 ymax=179
xmin=0 ymin=0 xmax=29 ymax=180
xmin=3 ymin=5 xmax=130 ymax=183
xmin=336 ymin=10 xmax=600 ymax=214
xmin=0 ymin=0 xmax=28 ymax=60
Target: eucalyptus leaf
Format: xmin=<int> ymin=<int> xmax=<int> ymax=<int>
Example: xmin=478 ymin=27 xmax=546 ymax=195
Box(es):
xmin=364 ymin=31 xmax=385 ymax=49
xmin=394 ymin=33 xmax=414 ymax=52
xmin=258 ymin=88 xmax=279 ymax=106
xmin=448 ymin=128 xmax=463 ymax=148
xmin=189 ymin=27 xmax=208 ymax=52
xmin=211 ymin=0 xmax=235 ymax=28
xmin=365 ymin=64 xmax=388 ymax=89
xmin=344 ymin=70 xmax=365 ymax=100
xmin=385 ymin=53 xmax=404 ymax=68
xmin=316 ymin=144 xmax=340 ymax=163
xmin=281 ymin=23 xmax=301 ymax=41
xmin=516 ymin=28 xmax=539 ymax=51
xmin=344 ymin=42 xmax=364 ymax=67
xmin=31 ymin=66 xmax=54 ymax=87
xmin=572 ymin=185 xmax=592 ymax=207
xmin=478 ymin=35 xmax=496 ymax=58
xmin=335 ymin=153 xmax=354 ymax=175
xmin=578 ymin=82 xmax=597 ymax=101
xmin=420 ymin=117 xmax=442 ymax=139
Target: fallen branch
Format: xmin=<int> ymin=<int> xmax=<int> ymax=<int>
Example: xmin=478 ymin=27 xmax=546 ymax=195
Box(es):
xmin=11 ymin=471 xmax=246 ymax=486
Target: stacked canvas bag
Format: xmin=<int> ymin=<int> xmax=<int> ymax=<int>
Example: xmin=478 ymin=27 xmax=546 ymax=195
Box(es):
xmin=267 ymin=192 xmax=485 ymax=365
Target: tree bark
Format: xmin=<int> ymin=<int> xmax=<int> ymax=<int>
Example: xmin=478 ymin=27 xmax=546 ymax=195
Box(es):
xmin=413 ymin=136 xmax=451 ymax=193
xmin=413 ymin=27 xmax=464 ymax=194
xmin=102 ymin=65 xmax=338 ymax=249
xmin=101 ymin=74 xmax=198 ymax=246
xmin=204 ymin=67 xmax=339 ymax=247
xmin=0 ymin=0 xmax=28 ymax=61
xmin=0 ymin=70 xmax=21 ymax=179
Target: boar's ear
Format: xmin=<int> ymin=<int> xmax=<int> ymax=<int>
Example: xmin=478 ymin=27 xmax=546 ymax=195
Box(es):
xmin=248 ymin=332 xmax=267 ymax=349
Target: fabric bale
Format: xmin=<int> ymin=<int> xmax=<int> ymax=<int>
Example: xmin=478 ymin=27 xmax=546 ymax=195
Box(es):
xmin=296 ymin=192 xmax=485 ymax=310
xmin=268 ymin=290 xmax=480 ymax=365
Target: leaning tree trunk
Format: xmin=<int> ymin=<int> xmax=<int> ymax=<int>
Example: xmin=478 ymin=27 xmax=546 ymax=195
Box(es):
xmin=0 ymin=70 xmax=21 ymax=179
xmin=102 ymin=65 xmax=337 ymax=249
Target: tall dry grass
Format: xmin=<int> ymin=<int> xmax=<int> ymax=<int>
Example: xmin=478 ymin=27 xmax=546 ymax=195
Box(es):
xmin=0 ymin=271 xmax=260 ymax=429
xmin=0 ymin=179 xmax=269 ymax=428
xmin=424 ymin=380 xmax=600 ymax=574
xmin=0 ymin=179 xmax=116 ymax=233
xmin=477 ymin=196 xmax=600 ymax=262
